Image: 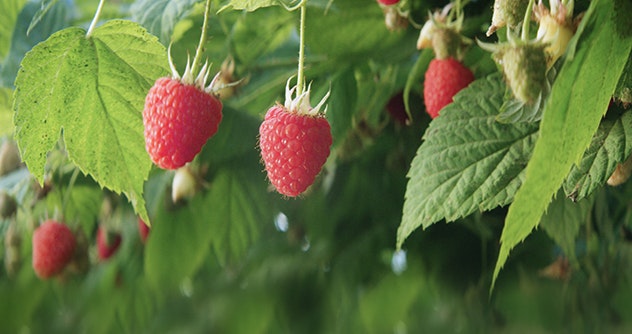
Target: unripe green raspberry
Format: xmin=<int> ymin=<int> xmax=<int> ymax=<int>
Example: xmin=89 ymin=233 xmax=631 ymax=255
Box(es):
xmin=496 ymin=43 xmax=548 ymax=105
xmin=488 ymin=0 xmax=530 ymax=35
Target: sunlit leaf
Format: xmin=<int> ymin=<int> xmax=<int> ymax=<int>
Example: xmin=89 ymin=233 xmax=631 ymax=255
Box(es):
xmin=13 ymin=20 xmax=170 ymax=222
xmin=219 ymin=0 xmax=290 ymax=12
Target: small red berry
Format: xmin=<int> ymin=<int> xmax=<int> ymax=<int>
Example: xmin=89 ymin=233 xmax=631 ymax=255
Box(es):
xmin=138 ymin=218 xmax=150 ymax=243
xmin=143 ymin=77 xmax=223 ymax=170
xmin=32 ymin=220 xmax=76 ymax=279
xmin=377 ymin=0 xmax=400 ymax=5
xmin=386 ymin=92 xmax=409 ymax=125
xmin=96 ymin=227 xmax=122 ymax=260
xmin=259 ymin=105 xmax=332 ymax=197
xmin=423 ymin=57 xmax=474 ymax=118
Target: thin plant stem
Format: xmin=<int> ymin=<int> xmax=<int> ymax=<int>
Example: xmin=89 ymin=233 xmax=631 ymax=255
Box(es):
xmin=86 ymin=0 xmax=106 ymax=38
xmin=521 ymin=0 xmax=536 ymax=40
xmin=296 ymin=0 xmax=307 ymax=95
xmin=191 ymin=0 xmax=213 ymax=77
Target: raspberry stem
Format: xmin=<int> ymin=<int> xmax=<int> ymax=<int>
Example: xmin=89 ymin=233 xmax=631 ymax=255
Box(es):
xmin=296 ymin=0 xmax=307 ymax=96
xmin=191 ymin=0 xmax=213 ymax=78
xmin=86 ymin=0 xmax=106 ymax=38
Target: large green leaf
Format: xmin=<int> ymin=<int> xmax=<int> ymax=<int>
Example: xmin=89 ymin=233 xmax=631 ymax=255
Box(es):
xmin=397 ymin=74 xmax=539 ymax=249
xmin=145 ymin=167 xmax=271 ymax=287
xmin=13 ymin=20 xmax=170 ymax=222
xmin=564 ymin=110 xmax=632 ymax=201
xmin=207 ymin=167 xmax=273 ymax=265
xmin=492 ymin=0 xmax=632 ymax=288
xmin=131 ymin=0 xmax=199 ymax=44
xmin=0 ymin=0 xmax=26 ymax=60
xmin=144 ymin=189 xmax=216 ymax=289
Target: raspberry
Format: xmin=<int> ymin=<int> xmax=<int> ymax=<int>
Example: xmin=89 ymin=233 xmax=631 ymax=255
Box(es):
xmin=143 ymin=77 xmax=223 ymax=170
xmin=32 ymin=220 xmax=76 ymax=279
xmin=423 ymin=58 xmax=475 ymax=118
xmin=259 ymin=105 xmax=332 ymax=197
xmin=496 ymin=43 xmax=548 ymax=105
xmin=96 ymin=226 xmax=122 ymax=260
xmin=377 ymin=0 xmax=400 ymax=5
xmin=488 ymin=0 xmax=530 ymax=36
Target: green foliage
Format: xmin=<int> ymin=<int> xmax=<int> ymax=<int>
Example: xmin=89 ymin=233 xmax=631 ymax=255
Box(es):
xmin=0 ymin=0 xmax=26 ymax=60
xmin=540 ymin=190 xmax=594 ymax=264
xmin=0 ymin=87 xmax=12 ymax=135
xmin=13 ymin=20 xmax=169 ymax=222
xmin=0 ymin=0 xmax=74 ymax=87
xmin=565 ymin=109 xmax=632 ymax=200
xmin=2 ymin=0 xmax=632 ymax=332
xmin=493 ymin=0 xmax=632 ymax=287
xmin=131 ymin=0 xmax=200 ymax=44
xmin=398 ymin=74 xmax=539 ymax=248
xmin=219 ymin=0 xmax=290 ymax=12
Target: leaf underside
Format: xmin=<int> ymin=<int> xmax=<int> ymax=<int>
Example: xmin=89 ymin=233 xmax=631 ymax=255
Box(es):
xmin=397 ymin=74 xmax=539 ymax=249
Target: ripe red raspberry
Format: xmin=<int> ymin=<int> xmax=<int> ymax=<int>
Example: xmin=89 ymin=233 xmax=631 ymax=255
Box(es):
xmin=96 ymin=226 xmax=122 ymax=260
xmin=143 ymin=77 xmax=222 ymax=170
xmin=138 ymin=218 xmax=150 ymax=243
xmin=32 ymin=220 xmax=76 ymax=279
xmin=259 ymin=104 xmax=332 ymax=197
xmin=423 ymin=57 xmax=474 ymax=118
xmin=377 ymin=0 xmax=400 ymax=5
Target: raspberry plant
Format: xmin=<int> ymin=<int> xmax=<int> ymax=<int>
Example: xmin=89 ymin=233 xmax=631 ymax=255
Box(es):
xmin=0 ymin=0 xmax=632 ymax=332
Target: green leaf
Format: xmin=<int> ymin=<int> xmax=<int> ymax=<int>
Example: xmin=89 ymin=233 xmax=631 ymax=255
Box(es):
xmin=13 ymin=20 xmax=170 ymax=222
xmin=207 ymin=167 xmax=273 ymax=265
xmin=219 ymin=0 xmax=288 ymax=12
xmin=231 ymin=8 xmax=294 ymax=66
xmin=199 ymin=106 xmax=261 ymax=165
xmin=145 ymin=167 xmax=270 ymax=287
xmin=0 ymin=0 xmax=26 ymax=60
xmin=131 ymin=0 xmax=199 ymax=44
xmin=0 ymin=0 xmax=73 ymax=87
xmin=564 ymin=110 xmax=632 ymax=201
xmin=327 ymin=68 xmax=357 ymax=149
xmin=540 ymin=190 xmax=594 ymax=264
xmin=144 ymin=191 xmax=217 ymax=289
xmin=26 ymin=0 xmax=59 ymax=36
xmin=0 ymin=87 xmax=13 ymax=135
xmin=45 ymin=183 xmax=103 ymax=232
xmin=304 ymin=0 xmax=407 ymax=61
xmin=397 ymin=74 xmax=539 ymax=249
xmin=614 ymin=55 xmax=631 ymax=103
xmin=492 ymin=0 xmax=632 ymax=289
